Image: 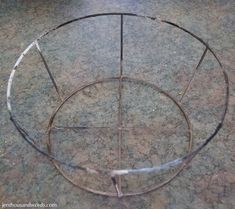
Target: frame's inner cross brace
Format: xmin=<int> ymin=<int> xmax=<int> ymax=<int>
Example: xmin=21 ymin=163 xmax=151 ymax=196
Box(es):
xmin=52 ymin=125 xmax=162 ymax=132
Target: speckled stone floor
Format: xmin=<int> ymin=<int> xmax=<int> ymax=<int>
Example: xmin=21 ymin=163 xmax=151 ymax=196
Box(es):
xmin=0 ymin=1 xmax=235 ymax=209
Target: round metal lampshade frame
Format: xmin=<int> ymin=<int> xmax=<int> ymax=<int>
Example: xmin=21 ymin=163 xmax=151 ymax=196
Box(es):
xmin=7 ymin=13 xmax=229 ymax=197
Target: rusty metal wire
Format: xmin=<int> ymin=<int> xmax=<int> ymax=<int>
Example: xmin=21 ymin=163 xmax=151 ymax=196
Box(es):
xmin=7 ymin=13 xmax=229 ymax=197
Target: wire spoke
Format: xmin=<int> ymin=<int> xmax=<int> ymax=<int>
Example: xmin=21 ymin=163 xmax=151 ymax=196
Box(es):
xmin=116 ymin=14 xmax=124 ymax=196
xmin=180 ymin=46 xmax=208 ymax=102
xmin=35 ymin=40 xmax=63 ymax=101
xmin=52 ymin=125 xmax=114 ymax=131
xmin=52 ymin=125 xmax=167 ymax=133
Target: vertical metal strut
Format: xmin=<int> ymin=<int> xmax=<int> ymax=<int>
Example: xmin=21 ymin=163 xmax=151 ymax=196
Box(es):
xmin=180 ymin=47 xmax=208 ymax=102
xmin=35 ymin=41 xmax=63 ymax=101
xmin=115 ymin=14 xmax=124 ymax=197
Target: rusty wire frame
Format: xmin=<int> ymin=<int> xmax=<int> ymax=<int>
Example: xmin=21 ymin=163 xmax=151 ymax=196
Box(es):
xmin=7 ymin=13 xmax=229 ymax=197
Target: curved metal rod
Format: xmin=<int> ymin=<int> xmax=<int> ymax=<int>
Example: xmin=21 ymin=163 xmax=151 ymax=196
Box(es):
xmin=46 ymin=76 xmax=193 ymax=197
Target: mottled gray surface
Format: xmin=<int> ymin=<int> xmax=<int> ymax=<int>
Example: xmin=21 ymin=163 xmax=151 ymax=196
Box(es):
xmin=0 ymin=1 xmax=235 ymax=209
